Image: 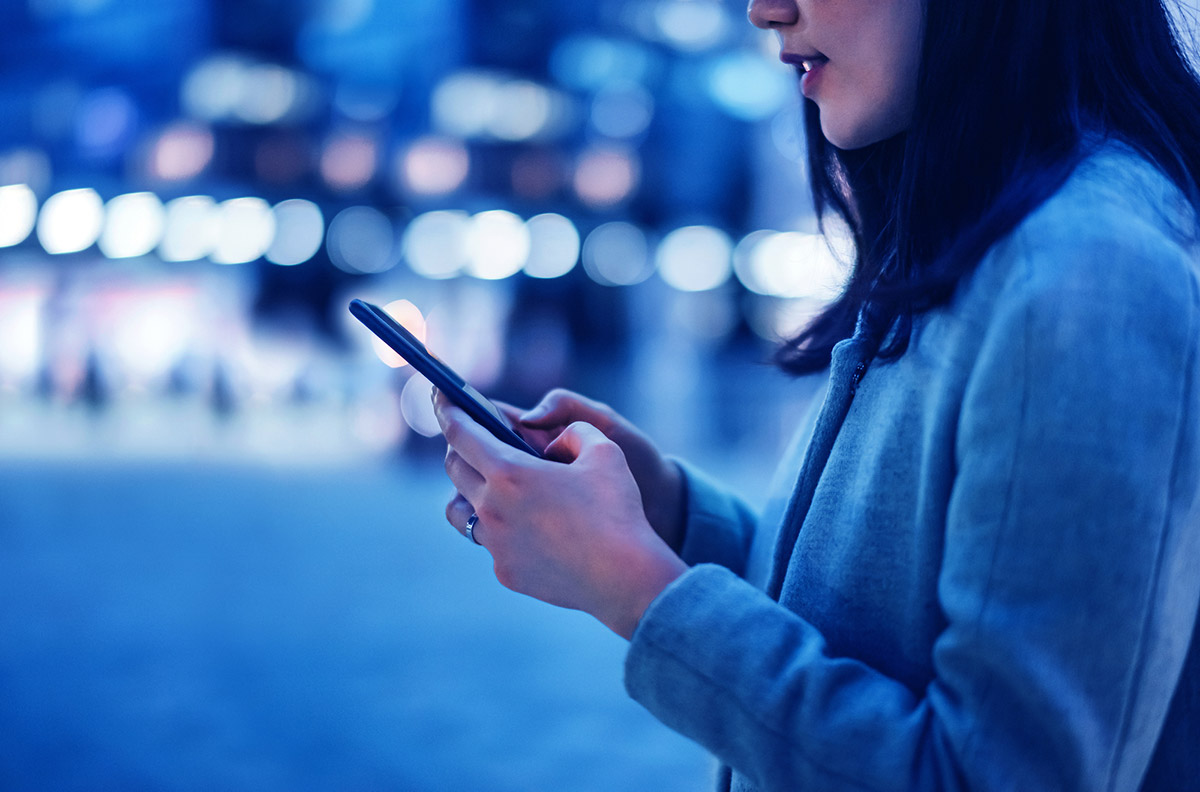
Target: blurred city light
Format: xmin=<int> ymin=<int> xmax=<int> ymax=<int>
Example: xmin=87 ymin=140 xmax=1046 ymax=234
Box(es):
xmin=266 ymin=199 xmax=325 ymax=266
xmin=37 ymin=188 xmax=105 ymax=255
xmin=432 ymin=72 xmax=499 ymax=139
xmin=657 ymin=225 xmax=733 ymax=292
xmin=706 ymin=51 xmax=791 ymax=121
xmin=549 ymin=35 xmax=657 ymax=93
xmin=400 ymin=373 xmax=441 ymax=437
xmin=159 ymin=195 xmax=218 ymax=262
xmin=402 ymin=210 xmax=470 ymax=279
xmin=320 ymin=133 xmax=379 ymax=192
xmin=590 ymin=85 xmax=655 ymax=139
xmin=574 ymin=146 xmax=640 ymax=208
xmin=648 ymin=0 xmax=732 ymax=52
xmin=433 ymin=71 xmax=572 ymax=143
xmin=523 ymin=213 xmax=580 ymax=279
xmin=0 ymin=281 xmax=47 ymax=388
xmin=99 ymin=192 xmax=166 ymax=259
xmin=746 ymin=231 xmax=847 ymax=300
xmin=211 ymin=197 xmax=276 ymax=265
xmin=371 ymin=300 xmax=427 ymax=369
xmin=0 ymin=184 xmax=38 ymax=248
xmin=149 ymin=122 xmax=215 ymax=182
xmin=732 ymin=229 xmax=777 ymax=295
xmin=184 ymin=56 xmax=317 ymax=126
xmin=328 ymin=205 xmax=397 ymax=274
xmin=583 ymin=221 xmax=653 ymax=286
xmin=465 ymin=210 xmax=531 ymax=280
xmin=103 ymin=287 xmax=199 ymax=390
xmin=398 ymin=137 xmax=470 ymax=197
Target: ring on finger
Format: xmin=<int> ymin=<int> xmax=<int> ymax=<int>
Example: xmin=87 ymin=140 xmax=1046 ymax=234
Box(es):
xmin=464 ymin=512 xmax=481 ymax=546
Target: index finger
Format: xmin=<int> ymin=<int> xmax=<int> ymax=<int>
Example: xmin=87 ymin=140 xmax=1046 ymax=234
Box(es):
xmin=433 ymin=391 xmax=529 ymax=476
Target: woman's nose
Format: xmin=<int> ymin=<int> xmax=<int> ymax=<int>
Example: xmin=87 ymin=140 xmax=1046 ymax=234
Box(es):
xmin=747 ymin=0 xmax=799 ymax=30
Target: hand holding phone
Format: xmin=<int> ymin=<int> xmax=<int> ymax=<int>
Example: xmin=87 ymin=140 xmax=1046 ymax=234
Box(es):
xmin=349 ymin=299 xmax=542 ymax=457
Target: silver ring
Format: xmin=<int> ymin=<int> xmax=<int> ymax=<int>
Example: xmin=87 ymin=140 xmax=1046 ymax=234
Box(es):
xmin=464 ymin=512 xmax=481 ymax=545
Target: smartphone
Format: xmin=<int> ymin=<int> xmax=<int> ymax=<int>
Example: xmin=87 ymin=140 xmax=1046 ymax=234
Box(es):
xmin=349 ymin=299 xmax=542 ymax=458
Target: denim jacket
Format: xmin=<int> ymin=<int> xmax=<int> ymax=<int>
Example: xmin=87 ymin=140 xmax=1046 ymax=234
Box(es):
xmin=625 ymin=142 xmax=1200 ymax=791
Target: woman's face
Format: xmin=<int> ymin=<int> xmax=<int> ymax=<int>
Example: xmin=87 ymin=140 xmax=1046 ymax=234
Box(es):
xmin=749 ymin=0 xmax=923 ymax=150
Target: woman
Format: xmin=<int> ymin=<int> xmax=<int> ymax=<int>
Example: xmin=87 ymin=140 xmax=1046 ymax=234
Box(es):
xmin=433 ymin=0 xmax=1200 ymax=789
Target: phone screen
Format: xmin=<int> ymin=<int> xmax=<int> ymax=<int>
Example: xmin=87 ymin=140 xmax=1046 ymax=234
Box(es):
xmin=349 ymin=299 xmax=542 ymax=457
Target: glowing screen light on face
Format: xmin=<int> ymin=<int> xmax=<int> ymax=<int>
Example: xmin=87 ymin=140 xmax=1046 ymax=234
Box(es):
xmin=99 ymin=192 xmax=166 ymax=259
xmin=266 ymin=199 xmax=324 ymax=266
xmin=0 ymin=185 xmax=38 ymax=248
xmin=402 ymin=210 xmax=470 ymax=279
xmin=465 ymin=210 xmax=530 ymax=280
xmin=36 ymin=188 xmax=105 ymax=255
xmin=657 ymin=225 xmax=733 ymax=292
xmin=523 ymin=213 xmax=580 ymax=279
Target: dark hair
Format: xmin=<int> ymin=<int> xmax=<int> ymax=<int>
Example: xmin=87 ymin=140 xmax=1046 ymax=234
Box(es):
xmin=776 ymin=0 xmax=1200 ymax=373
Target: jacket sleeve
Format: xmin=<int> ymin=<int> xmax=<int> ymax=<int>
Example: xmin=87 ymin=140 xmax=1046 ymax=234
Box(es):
xmin=625 ymin=220 xmax=1200 ymax=791
xmin=672 ymin=460 xmax=759 ymax=575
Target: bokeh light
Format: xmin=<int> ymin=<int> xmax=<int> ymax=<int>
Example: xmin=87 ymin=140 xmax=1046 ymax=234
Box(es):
xmin=371 ymin=299 xmax=427 ymax=369
xmin=657 ymin=225 xmax=733 ymax=292
xmin=465 ymin=210 xmax=531 ymax=280
xmin=211 ymin=197 xmax=276 ymax=265
xmin=582 ymin=221 xmax=653 ymax=286
xmin=266 ymin=199 xmax=325 ymax=266
xmin=398 ymin=137 xmax=470 ymax=197
xmin=400 ymin=373 xmax=441 ymax=438
xmin=328 ymin=205 xmax=397 ymax=274
xmin=0 ymin=282 xmax=47 ymax=387
xmin=37 ymin=188 xmax=105 ymax=255
xmin=523 ymin=213 xmax=580 ymax=279
xmin=0 ymin=185 xmax=39 ymax=248
xmin=150 ymin=122 xmax=215 ymax=182
xmin=99 ymin=192 xmax=166 ymax=259
xmin=402 ymin=210 xmax=470 ymax=279
xmin=574 ymin=146 xmax=640 ymax=208
xmin=320 ymin=133 xmax=379 ymax=192
xmin=707 ymin=52 xmax=791 ymax=121
xmin=745 ymin=231 xmax=848 ymax=300
xmin=159 ymin=195 xmax=218 ymax=262
xmin=590 ymin=85 xmax=655 ymax=139
xmin=650 ymin=0 xmax=732 ymax=52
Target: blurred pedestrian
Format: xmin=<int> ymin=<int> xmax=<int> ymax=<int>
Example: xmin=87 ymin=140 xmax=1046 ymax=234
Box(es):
xmin=434 ymin=0 xmax=1200 ymax=789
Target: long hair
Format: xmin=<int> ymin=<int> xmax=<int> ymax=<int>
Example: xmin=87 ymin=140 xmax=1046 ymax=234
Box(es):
xmin=776 ymin=0 xmax=1200 ymax=374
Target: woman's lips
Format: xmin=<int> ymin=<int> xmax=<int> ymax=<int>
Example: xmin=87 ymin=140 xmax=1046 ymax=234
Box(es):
xmin=780 ymin=52 xmax=828 ymax=98
xmin=799 ymin=57 xmax=828 ymax=98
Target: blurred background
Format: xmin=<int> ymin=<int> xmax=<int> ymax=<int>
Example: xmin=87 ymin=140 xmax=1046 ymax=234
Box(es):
xmin=0 ymin=1 xmax=837 ymax=787
xmin=3 ymin=0 xmax=1190 ymax=789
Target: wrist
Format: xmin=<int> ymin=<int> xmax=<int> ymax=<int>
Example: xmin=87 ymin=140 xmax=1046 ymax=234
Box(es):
xmin=602 ymin=544 xmax=687 ymax=641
